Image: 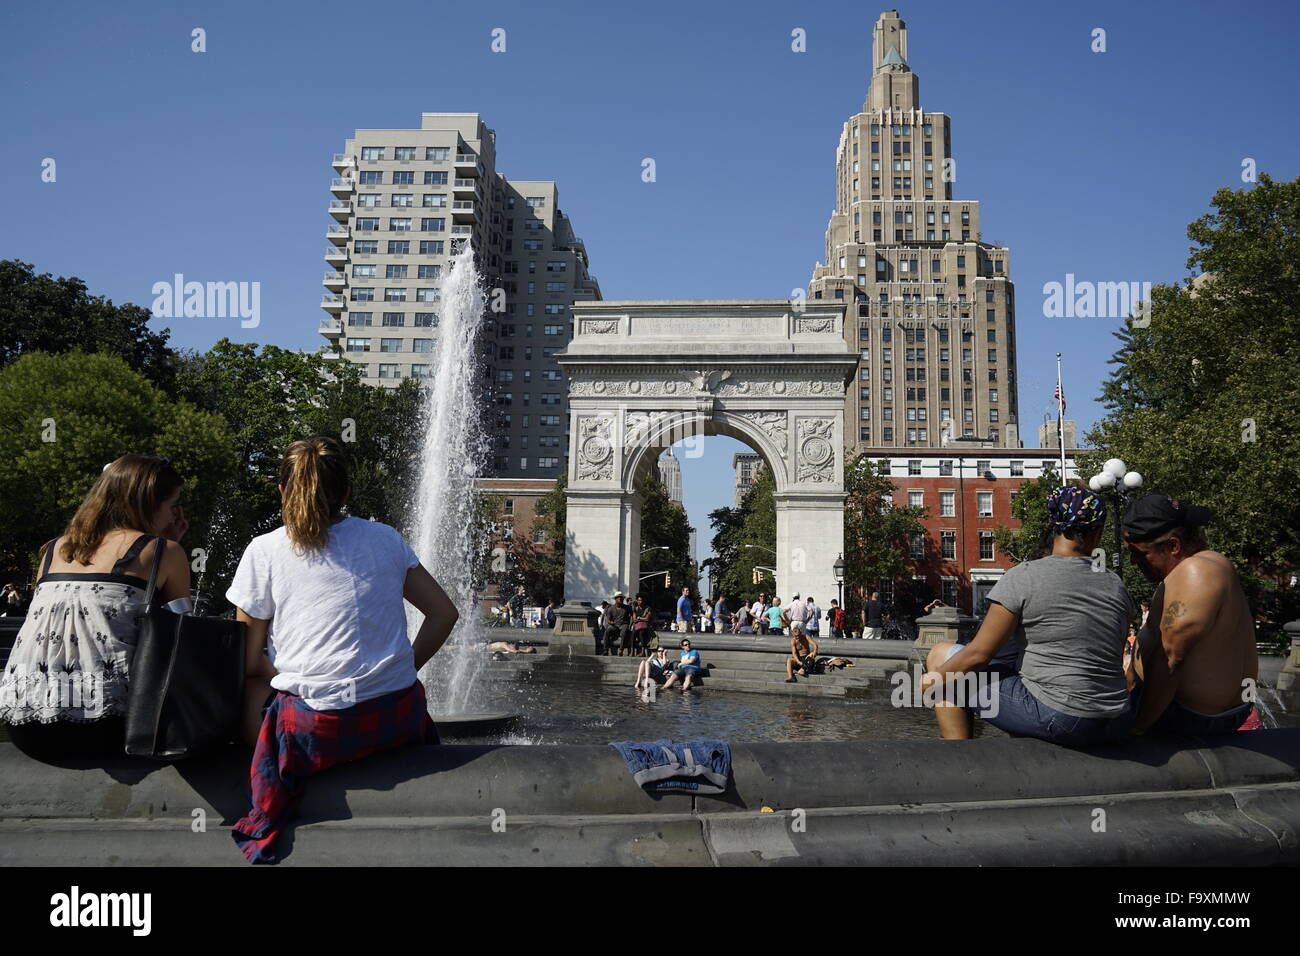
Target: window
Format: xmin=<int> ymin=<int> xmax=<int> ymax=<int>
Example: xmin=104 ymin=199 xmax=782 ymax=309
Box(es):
xmin=382 ymin=312 xmax=404 ymax=327
xmin=977 ymin=492 xmax=993 ymax=517
xmin=378 ymin=363 xmax=400 ymax=379
xmin=419 ymin=241 xmax=444 ymax=255
xmin=358 ymin=171 xmax=382 ymax=185
xmin=426 ymin=147 xmax=449 ymax=161
xmin=909 ymin=533 xmax=924 ymax=559
xmin=908 ymin=491 xmax=924 ymax=508
xmin=908 ymin=459 xmax=921 ymax=476
xmin=540 ymin=415 xmax=562 ymax=426
xmin=532 ymin=529 xmax=547 ymax=544
xmin=423 ymin=194 xmax=447 ymax=207
xmin=413 ymin=339 xmax=434 ymax=352
xmin=356 ymin=217 xmax=380 ymax=232
xmin=411 ymin=364 xmax=431 ymax=378
xmin=385 ymin=265 xmax=407 ymax=279
xmin=391 ymin=194 xmax=413 ymax=207
xmin=424 ymin=171 xmax=448 ymax=185
xmin=352 ymin=265 xmax=376 ymax=278
xmin=538 ymin=457 xmax=559 ymax=469
xmin=345 ymin=338 xmax=370 ymax=352
xmin=939 ymin=460 xmax=953 ymax=476
xmin=526 ymin=196 xmax=546 ymax=207
xmin=361 ymin=147 xmax=384 ymax=161
xmin=350 ymin=288 xmax=374 ymax=301
xmin=414 ymin=312 xmax=437 ymax=327
xmin=940 ymin=491 xmax=955 ymax=517
xmin=353 ymin=240 xmax=378 ymax=255
xmin=393 ymin=147 xmax=416 ymax=160
xmin=941 ymin=531 xmax=956 ymax=560
xmin=379 ymin=338 xmax=403 ymax=352
xmin=421 ymin=218 xmax=446 ymax=232
xmin=1010 ymin=460 xmax=1023 ymax=477
xmin=416 ymin=288 xmax=440 ymax=302
xmin=389 ymin=218 xmax=412 ymax=232
xmin=941 ymin=577 xmax=958 ymax=605
xmin=976 ymin=460 xmax=990 ymax=473
xmin=384 ymin=288 xmax=406 ymax=302
xmin=348 ymin=312 xmax=372 ymax=327
xmin=391 ymin=171 xmax=414 ymax=185
xmin=979 ymin=532 xmax=995 ymax=561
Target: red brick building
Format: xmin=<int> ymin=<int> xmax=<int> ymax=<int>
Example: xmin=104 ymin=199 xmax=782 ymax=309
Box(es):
xmin=474 ymin=477 xmax=557 ymax=606
xmin=863 ymin=445 xmax=1083 ymax=613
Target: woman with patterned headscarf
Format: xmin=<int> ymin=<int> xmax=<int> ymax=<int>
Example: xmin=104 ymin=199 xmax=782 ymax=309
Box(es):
xmin=921 ymin=485 xmax=1137 ymax=745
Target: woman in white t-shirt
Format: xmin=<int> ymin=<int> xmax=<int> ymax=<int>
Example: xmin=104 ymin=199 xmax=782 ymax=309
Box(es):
xmin=227 ymin=437 xmax=458 ymax=746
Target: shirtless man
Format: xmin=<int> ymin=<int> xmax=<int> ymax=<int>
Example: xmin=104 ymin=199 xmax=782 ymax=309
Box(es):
xmin=1123 ymin=493 xmax=1258 ymax=735
xmin=784 ymin=623 xmax=820 ymax=683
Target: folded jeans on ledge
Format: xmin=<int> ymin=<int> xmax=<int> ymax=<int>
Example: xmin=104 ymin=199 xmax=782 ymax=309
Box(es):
xmin=608 ymin=738 xmax=731 ymax=795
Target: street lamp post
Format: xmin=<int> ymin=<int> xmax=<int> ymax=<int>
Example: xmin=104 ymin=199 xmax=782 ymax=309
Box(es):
xmin=1087 ymin=458 xmax=1144 ymax=571
xmin=833 ymin=553 xmax=846 ymax=617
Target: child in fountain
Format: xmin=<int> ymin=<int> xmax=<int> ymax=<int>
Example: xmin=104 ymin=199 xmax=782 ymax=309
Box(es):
xmin=226 ymin=436 xmax=460 ymax=864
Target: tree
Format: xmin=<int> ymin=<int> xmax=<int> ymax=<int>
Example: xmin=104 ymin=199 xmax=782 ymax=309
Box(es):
xmin=0 ymin=260 xmax=177 ymax=392
xmin=707 ymin=466 xmax=777 ymax=604
xmin=842 ymin=453 xmax=929 ymax=620
xmin=1087 ymin=175 xmax=1300 ymax=605
xmin=993 ymin=465 xmax=1061 ymax=565
xmin=0 ymin=351 xmax=233 ymax=582
xmin=637 ymin=470 xmax=696 ymax=611
xmin=174 ymin=339 xmax=426 ymax=604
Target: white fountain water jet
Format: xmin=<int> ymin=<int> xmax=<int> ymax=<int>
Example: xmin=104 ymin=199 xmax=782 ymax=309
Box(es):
xmin=408 ymin=242 xmax=493 ymax=715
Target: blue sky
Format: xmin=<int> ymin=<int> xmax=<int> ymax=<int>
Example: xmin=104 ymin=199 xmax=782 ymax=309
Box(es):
xmin=3 ymin=0 xmax=1297 ymax=572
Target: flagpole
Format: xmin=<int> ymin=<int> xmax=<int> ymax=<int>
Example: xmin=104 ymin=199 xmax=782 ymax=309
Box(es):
xmin=1055 ymin=352 xmax=1067 ymax=479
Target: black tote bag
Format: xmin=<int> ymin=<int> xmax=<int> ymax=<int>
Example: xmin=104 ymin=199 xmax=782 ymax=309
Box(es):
xmin=125 ymin=537 xmax=246 ymax=760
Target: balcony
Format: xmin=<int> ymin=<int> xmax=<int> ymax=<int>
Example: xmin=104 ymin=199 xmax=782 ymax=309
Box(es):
xmin=321 ymin=294 xmax=345 ymax=312
xmin=329 ymin=200 xmax=352 ymax=220
xmin=452 ymin=178 xmax=479 ymax=197
xmin=325 ymin=246 xmax=348 ymax=264
xmin=450 ymin=225 xmax=473 ymax=237
xmin=323 ymin=271 xmax=346 ymax=289
xmin=332 ymin=153 xmax=355 ymax=172
xmin=319 ymin=319 xmax=343 ymax=338
xmin=330 ymin=177 xmax=355 ymax=196
xmin=454 ymin=153 xmax=483 ymax=176
xmin=327 ymin=224 xmax=350 ymax=245
xmin=452 ymin=200 xmax=478 ymax=222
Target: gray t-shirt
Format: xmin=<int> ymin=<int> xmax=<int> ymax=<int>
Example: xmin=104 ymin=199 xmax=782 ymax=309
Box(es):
xmin=987 ymin=555 xmax=1134 ymax=718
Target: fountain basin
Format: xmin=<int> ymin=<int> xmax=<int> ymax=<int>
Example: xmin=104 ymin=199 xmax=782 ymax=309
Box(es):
xmin=431 ymin=712 xmax=520 ymax=737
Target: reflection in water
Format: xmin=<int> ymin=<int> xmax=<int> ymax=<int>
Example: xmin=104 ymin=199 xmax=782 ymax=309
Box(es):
xmin=453 ymin=678 xmax=1003 ymax=745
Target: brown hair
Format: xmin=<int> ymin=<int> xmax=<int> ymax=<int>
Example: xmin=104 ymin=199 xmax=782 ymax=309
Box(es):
xmin=58 ymin=455 xmax=183 ymax=564
xmin=279 ymin=437 xmax=351 ymax=553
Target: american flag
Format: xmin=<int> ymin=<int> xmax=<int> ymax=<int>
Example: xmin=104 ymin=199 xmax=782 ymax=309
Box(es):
xmin=1055 ymin=383 xmax=1067 ymax=414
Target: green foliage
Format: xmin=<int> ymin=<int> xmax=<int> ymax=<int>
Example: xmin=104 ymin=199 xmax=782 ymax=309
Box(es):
xmin=637 ymin=469 xmax=695 ymax=611
xmin=174 ymin=339 xmax=425 ymax=603
xmin=1088 ymin=175 xmax=1300 ymax=606
xmin=993 ymin=465 xmax=1060 ymax=564
xmin=706 ymin=465 xmax=776 ymax=605
xmin=0 ymin=351 xmax=233 ymax=580
xmin=842 ymin=453 xmax=929 ymax=619
xmin=0 ymin=260 xmax=177 ymax=392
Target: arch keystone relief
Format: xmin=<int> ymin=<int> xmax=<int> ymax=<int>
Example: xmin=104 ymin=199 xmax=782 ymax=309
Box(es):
xmin=555 ymin=300 xmax=856 ymax=606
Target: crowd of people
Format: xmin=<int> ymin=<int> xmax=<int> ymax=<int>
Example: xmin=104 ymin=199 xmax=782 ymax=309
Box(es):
xmin=0 ymin=447 xmax=1267 ymax=859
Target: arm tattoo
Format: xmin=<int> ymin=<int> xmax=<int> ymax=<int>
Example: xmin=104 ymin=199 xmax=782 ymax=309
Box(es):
xmin=1161 ymin=600 xmax=1186 ymax=631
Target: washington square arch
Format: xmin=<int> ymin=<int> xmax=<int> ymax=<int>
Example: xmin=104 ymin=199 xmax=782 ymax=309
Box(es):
xmin=554 ymin=299 xmax=858 ymax=607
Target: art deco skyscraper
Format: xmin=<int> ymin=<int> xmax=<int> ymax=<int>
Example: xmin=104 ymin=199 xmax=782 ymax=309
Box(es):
xmin=809 ymin=10 xmax=1020 ymax=450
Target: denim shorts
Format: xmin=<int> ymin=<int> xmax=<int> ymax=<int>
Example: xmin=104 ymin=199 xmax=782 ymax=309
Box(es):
xmin=944 ymin=644 xmax=1134 ymax=746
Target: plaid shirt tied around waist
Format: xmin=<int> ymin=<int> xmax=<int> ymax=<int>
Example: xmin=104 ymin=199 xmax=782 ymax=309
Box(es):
xmin=232 ymin=680 xmax=438 ymax=864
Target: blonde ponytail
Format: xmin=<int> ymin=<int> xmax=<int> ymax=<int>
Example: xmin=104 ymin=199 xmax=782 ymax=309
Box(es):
xmin=280 ymin=437 xmax=351 ymax=553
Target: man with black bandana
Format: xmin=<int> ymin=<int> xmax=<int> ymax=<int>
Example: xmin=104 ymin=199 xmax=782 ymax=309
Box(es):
xmin=1123 ymin=494 xmax=1258 ymax=735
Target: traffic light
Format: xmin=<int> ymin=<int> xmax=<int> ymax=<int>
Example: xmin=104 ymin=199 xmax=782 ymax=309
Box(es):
xmin=665 ymin=572 xmax=671 ymax=587
xmin=752 ymin=567 xmax=760 ymax=585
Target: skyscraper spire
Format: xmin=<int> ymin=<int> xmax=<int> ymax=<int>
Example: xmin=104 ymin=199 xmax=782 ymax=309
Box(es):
xmin=866 ymin=10 xmax=919 ymax=112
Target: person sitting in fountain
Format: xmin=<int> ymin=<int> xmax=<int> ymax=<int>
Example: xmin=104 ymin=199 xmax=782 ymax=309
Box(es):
xmin=784 ymin=622 xmax=820 ymax=682
xmin=226 ymin=436 xmax=460 ymax=864
xmin=634 ymin=646 xmax=673 ymax=691
xmin=487 ymin=640 xmax=535 ymax=657
xmin=661 ymin=638 xmax=702 ymax=692
xmin=921 ymin=485 xmax=1136 ymax=745
xmin=1122 ymin=494 xmax=1259 ymax=735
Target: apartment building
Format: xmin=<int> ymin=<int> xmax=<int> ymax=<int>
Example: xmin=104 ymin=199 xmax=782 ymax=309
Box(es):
xmin=321 ymin=112 xmax=601 ymax=479
xmin=869 ymin=446 xmax=1082 ymax=614
xmin=809 ymin=10 xmax=1020 ymax=451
